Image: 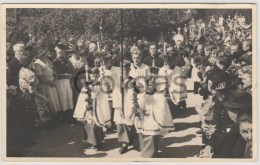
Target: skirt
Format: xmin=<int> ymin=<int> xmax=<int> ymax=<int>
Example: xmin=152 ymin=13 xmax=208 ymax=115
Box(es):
xmin=38 ymin=84 xmax=60 ymax=114
xmin=56 ymin=79 xmax=73 ymax=111
xmin=74 ymin=87 xmax=111 ymax=127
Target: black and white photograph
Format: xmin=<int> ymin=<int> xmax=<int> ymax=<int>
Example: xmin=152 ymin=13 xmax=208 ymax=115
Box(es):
xmin=1 ymin=3 xmax=257 ymax=161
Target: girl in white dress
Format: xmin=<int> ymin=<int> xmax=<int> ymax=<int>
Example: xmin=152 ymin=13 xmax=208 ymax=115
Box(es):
xmin=73 ymin=67 xmax=111 ymax=150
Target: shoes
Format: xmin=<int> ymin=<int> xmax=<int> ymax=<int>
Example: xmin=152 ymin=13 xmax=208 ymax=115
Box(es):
xmin=179 ymin=101 xmax=187 ymax=109
xmin=196 ymin=129 xmax=203 ymax=134
xmin=90 ymin=145 xmax=101 ymax=151
xmin=119 ymin=146 xmax=128 ymax=154
xmin=128 ymin=141 xmax=134 ymax=146
xmin=106 ymin=127 xmax=114 ymax=132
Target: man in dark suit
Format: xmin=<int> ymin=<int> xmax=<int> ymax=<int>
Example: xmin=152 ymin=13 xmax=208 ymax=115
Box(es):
xmin=85 ymin=43 xmax=100 ymax=68
xmin=7 ymin=43 xmax=33 ymax=156
xmin=111 ymin=43 xmax=138 ymax=67
xmin=8 ymin=43 xmax=28 ymax=87
xmin=143 ymin=43 xmax=164 ymax=68
xmin=164 ymin=46 xmax=185 ymax=67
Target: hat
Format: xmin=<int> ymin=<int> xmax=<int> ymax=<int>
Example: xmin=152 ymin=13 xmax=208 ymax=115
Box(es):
xmin=213 ymin=75 xmax=242 ymax=92
xmin=56 ymin=42 xmax=67 ymax=50
xmin=222 ymin=90 xmax=252 ymax=109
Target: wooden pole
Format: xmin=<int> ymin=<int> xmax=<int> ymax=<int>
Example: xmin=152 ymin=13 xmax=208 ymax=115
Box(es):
xmin=120 ymin=9 xmax=125 ymax=117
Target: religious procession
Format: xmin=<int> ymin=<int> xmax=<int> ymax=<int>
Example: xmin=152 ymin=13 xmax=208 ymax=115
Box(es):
xmin=5 ymin=8 xmax=253 ymax=158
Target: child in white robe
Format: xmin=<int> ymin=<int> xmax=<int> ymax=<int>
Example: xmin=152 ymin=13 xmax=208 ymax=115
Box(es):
xmin=73 ymin=67 xmax=111 ymax=150
xmin=134 ymin=76 xmax=175 ymax=158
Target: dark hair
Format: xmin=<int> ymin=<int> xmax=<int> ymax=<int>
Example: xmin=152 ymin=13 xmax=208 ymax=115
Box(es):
xmin=230 ymin=41 xmax=242 ymax=51
xmin=237 ymin=109 xmax=252 ymax=123
xmin=217 ymin=56 xmax=232 ymax=70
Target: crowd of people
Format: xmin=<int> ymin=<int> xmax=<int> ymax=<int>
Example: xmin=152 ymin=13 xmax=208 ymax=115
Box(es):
xmin=6 ymin=13 xmax=253 ymax=158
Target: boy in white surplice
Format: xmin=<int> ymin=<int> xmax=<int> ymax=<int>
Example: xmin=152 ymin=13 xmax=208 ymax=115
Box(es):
xmin=134 ymin=75 xmax=175 ymax=158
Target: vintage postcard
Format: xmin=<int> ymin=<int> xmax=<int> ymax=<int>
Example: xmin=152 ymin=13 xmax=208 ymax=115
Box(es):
xmin=0 ymin=3 xmax=257 ymax=162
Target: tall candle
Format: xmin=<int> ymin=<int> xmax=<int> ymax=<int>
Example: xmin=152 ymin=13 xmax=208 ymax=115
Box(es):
xmin=97 ymin=41 xmax=101 ymax=52
xmin=164 ymin=42 xmax=167 ymax=55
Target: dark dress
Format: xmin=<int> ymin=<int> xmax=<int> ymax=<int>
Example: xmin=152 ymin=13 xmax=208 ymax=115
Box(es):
xmin=171 ymin=48 xmax=188 ymax=67
xmin=8 ymin=57 xmax=23 ymax=86
xmin=52 ymin=57 xmax=73 ymax=78
xmin=85 ymin=53 xmax=96 ymax=68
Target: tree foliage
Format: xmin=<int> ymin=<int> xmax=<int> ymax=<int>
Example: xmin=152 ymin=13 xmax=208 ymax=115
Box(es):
xmin=6 ymin=8 xmax=252 ymax=44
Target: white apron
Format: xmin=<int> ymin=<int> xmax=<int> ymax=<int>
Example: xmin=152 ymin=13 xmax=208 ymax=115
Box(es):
xmin=56 ymin=79 xmax=73 ymax=111
xmin=73 ymin=84 xmax=111 ymax=127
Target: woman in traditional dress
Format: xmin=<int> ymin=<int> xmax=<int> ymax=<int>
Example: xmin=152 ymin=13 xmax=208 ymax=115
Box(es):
xmin=68 ymin=44 xmax=87 ymax=105
xmin=16 ymin=57 xmax=49 ymax=145
xmin=52 ymin=42 xmax=74 ymax=123
xmin=134 ymin=76 xmax=175 ymax=158
xmin=33 ymin=46 xmax=60 ymax=122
